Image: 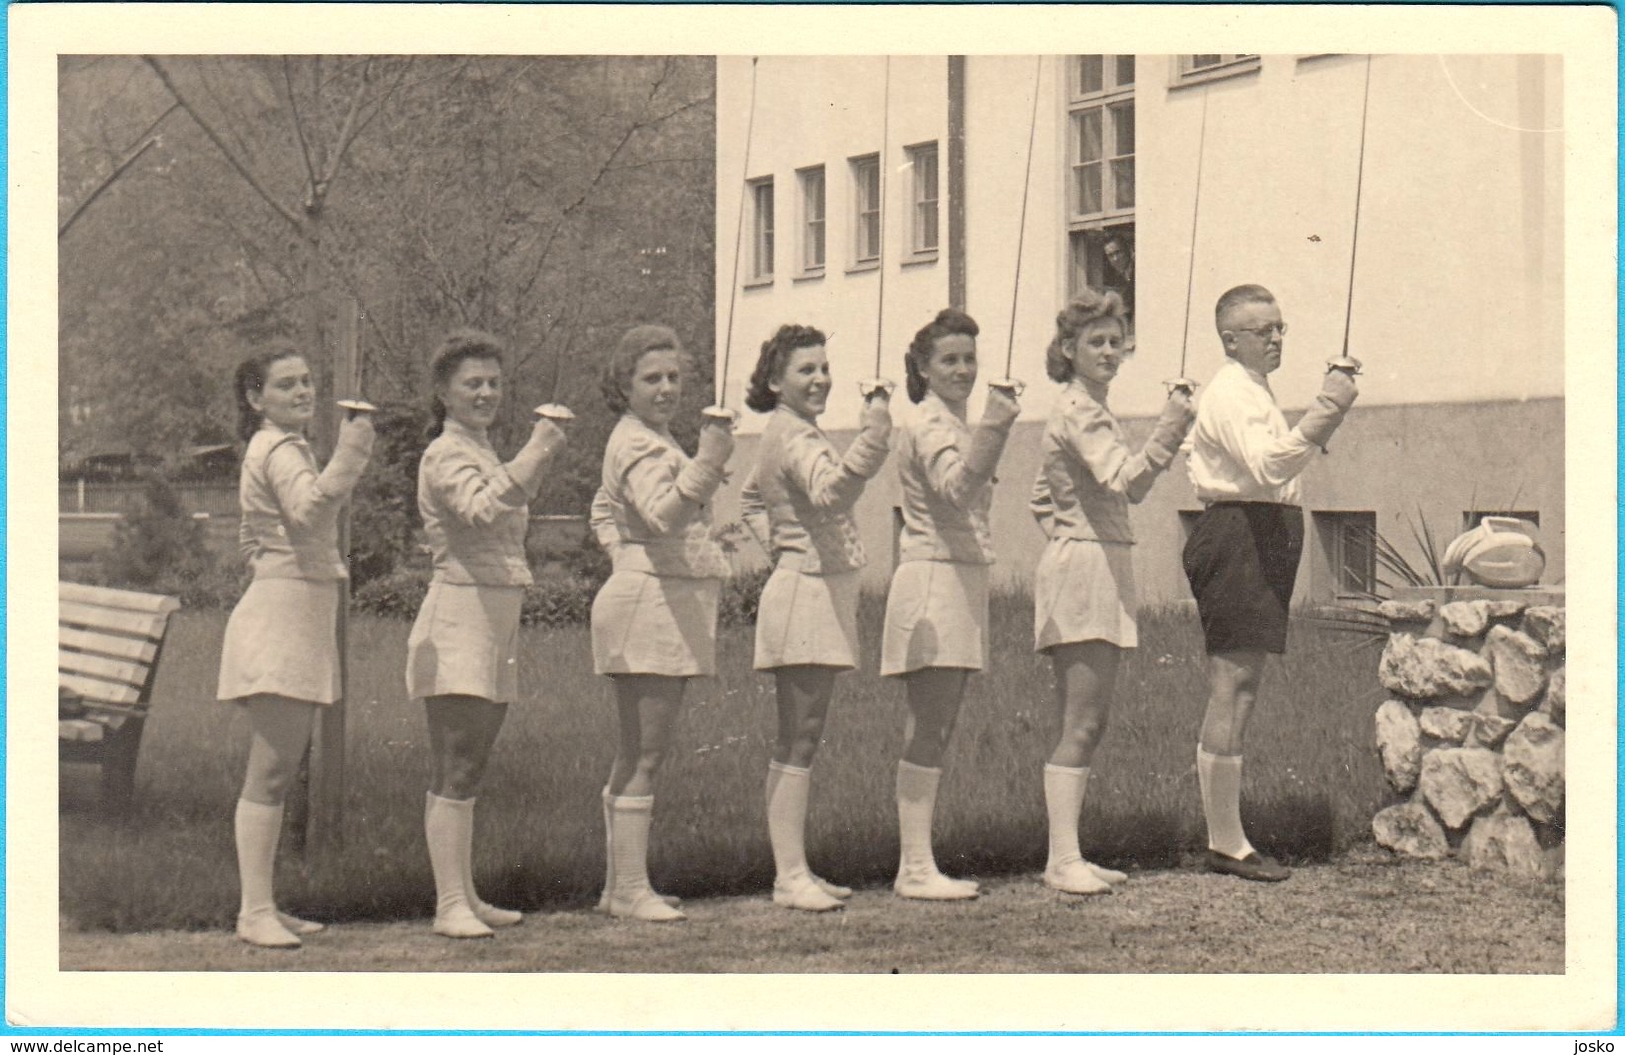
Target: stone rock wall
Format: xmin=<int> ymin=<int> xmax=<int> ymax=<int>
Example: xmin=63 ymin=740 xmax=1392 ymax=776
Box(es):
xmin=1371 ymin=593 xmax=1564 ymax=879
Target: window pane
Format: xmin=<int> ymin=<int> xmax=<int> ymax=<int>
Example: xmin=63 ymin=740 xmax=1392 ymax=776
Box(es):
xmin=1114 ymin=55 xmax=1135 ymax=87
xmin=1112 ymin=158 xmax=1134 ymax=210
xmin=918 ymin=206 xmax=937 ymax=252
xmin=1074 ymin=109 xmax=1102 ymax=163
xmin=1112 ymin=102 xmax=1135 ymax=155
xmin=1076 ymin=163 xmax=1102 ymax=215
xmin=808 ymin=220 xmax=825 ymax=269
xmin=1077 ymin=55 xmax=1103 ymax=94
xmin=863 ymin=159 xmax=879 ymax=205
xmin=754 ymin=182 xmax=774 ymax=277
xmin=804 ymin=169 xmax=824 ymax=223
xmin=1189 ymin=55 xmax=1221 ymax=70
xmin=862 ymin=212 xmax=880 ymax=260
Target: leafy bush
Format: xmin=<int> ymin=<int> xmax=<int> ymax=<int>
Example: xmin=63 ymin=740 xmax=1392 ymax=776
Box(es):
xmin=347 ymin=404 xmax=431 ymax=588
xmin=350 ymin=565 xmax=432 ymax=621
xmin=718 ymin=565 xmax=770 ymax=627
xmin=520 ymin=577 xmax=597 ymax=627
xmin=99 ymin=473 xmax=244 ymax=607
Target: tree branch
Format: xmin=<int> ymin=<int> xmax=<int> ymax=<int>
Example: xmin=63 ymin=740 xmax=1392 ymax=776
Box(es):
xmin=281 ymin=57 xmax=321 ymax=193
xmin=143 ymin=56 xmax=307 ymax=237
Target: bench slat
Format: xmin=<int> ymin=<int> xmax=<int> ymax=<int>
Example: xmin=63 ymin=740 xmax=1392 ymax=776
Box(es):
xmin=60 ymin=582 xmax=181 ymax=616
xmin=59 ymin=627 xmax=158 ymax=664
xmin=60 ymin=719 xmax=106 ymax=743
xmin=59 ymin=601 xmax=171 ymax=641
xmin=59 ymin=672 xmax=143 ymax=708
xmin=60 ymin=649 xmax=149 ymax=690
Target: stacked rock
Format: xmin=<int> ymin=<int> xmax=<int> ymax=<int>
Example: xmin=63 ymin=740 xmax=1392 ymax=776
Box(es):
xmin=1370 ymin=590 xmax=1565 ymax=879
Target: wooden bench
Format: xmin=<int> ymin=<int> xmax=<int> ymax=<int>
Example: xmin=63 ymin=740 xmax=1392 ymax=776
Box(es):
xmin=59 ymin=582 xmax=181 ymax=814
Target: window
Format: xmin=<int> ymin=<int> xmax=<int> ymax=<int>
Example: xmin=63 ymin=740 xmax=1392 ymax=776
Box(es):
xmin=798 ymin=166 xmax=826 ymax=273
xmin=907 ymin=142 xmax=939 ymax=255
xmin=1069 ymin=73 xmax=1134 ymax=219
xmin=1067 ymin=56 xmax=1135 ymax=322
xmin=851 ymin=154 xmax=881 ymax=264
xmin=1174 ymin=54 xmax=1260 ymax=85
xmin=1314 ymin=511 xmax=1377 ymax=599
xmin=1069 ymin=225 xmax=1136 ymax=321
xmin=748 ymin=177 xmax=774 ymax=282
xmin=1464 ymin=511 xmax=1540 ymax=530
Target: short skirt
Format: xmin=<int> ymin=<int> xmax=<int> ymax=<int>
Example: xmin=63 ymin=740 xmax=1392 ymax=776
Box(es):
xmin=592 ymin=571 xmax=720 ymax=677
xmin=217 ymin=577 xmax=341 ymax=705
xmin=880 ymin=560 xmax=990 ymax=676
xmin=1033 ymin=537 xmax=1139 ymax=652
xmin=1182 ymin=502 xmax=1304 ymax=655
xmin=753 ymin=565 xmax=861 ymax=671
xmin=407 ymin=582 xmax=524 ymax=702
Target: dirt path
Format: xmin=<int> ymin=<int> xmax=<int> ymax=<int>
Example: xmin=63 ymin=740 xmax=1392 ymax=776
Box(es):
xmin=61 ymin=850 xmax=1561 ymax=974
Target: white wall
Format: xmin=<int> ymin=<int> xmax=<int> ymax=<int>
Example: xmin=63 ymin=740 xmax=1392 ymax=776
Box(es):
xmin=1133 ymin=54 xmax=1563 ymax=420
xmin=716 ymin=55 xmax=949 ymax=433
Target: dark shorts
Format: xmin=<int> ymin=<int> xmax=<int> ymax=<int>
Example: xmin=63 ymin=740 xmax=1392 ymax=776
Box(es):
xmin=1182 ymin=502 xmax=1305 ymax=655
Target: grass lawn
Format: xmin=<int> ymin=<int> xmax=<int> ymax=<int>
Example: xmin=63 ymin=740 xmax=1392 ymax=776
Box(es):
xmin=64 ymin=596 xmax=1412 ymax=938
xmin=60 ymin=845 xmax=1563 ymax=974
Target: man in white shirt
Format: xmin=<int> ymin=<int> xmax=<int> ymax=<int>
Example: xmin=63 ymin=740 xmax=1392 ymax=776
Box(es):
xmin=1182 ymin=284 xmax=1358 ymax=882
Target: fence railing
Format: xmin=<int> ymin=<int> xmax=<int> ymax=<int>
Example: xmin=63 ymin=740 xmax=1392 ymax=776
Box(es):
xmin=60 ymin=481 xmax=238 ymax=517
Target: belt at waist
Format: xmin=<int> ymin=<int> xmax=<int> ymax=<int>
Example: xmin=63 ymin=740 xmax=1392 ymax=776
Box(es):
xmin=1203 ymin=500 xmax=1303 ymax=513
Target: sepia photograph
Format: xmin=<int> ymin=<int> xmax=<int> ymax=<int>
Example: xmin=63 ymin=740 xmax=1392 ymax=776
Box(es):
xmin=13 ymin=1 xmax=1617 ymax=1036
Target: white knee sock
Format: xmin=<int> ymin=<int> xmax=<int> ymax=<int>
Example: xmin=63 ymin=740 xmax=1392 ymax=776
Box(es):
xmin=1197 ymin=747 xmax=1254 ymax=859
xmin=425 ymin=792 xmax=491 ymax=936
xmin=895 ymin=760 xmax=944 ymax=875
xmin=599 ymin=785 xmax=616 ymax=905
xmin=235 ymin=798 xmax=283 ymax=920
xmin=1043 ymin=763 xmax=1088 ymax=869
xmin=766 ymin=761 xmax=813 ymax=882
xmin=610 ymin=795 xmax=658 ymax=898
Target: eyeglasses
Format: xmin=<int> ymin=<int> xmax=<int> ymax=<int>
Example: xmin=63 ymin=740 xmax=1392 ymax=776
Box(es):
xmin=1230 ymin=322 xmax=1288 ymax=337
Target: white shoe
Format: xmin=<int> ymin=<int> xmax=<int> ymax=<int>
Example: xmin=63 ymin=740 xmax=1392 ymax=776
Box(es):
xmin=1044 ymin=859 xmax=1113 ymax=895
xmin=894 ymin=867 xmax=980 ymax=901
xmin=434 ymin=903 xmax=495 ymax=939
xmin=811 ymin=874 xmax=853 ymax=899
xmin=237 ymin=910 xmax=302 ymax=948
xmin=276 ymin=911 xmax=325 ymax=936
xmin=597 ymin=889 xmax=681 ymax=913
xmin=1085 ymin=860 xmax=1128 ymax=886
xmin=773 ymin=876 xmax=845 ymax=912
xmin=472 ymin=900 xmax=523 ymax=928
xmin=608 ymin=891 xmax=688 ymax=923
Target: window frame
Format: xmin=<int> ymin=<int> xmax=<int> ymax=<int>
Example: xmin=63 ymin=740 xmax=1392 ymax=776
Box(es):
xmin=905 ymin=141 xmax=940 ymax=259
xmin=1171 ymin=54 xmax=1261 ymax=87
xmin=1313 ymin=510 xmax=1378 ymax=600
xmin=746 ymin=175 xmax=775 ymax=285
xmin=849 ymin=152 xmax=882 ymax=268
xmin=797 ymin=165 xmax=827 ymax=277
xmin=1463 ymin=510 xmax=1541 ymax=531
xmin=1068 ymin=58 xmax=1135 ymax=224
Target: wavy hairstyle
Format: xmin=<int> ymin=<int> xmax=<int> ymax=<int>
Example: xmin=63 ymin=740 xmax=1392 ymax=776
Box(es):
xmin=427 ymin=329 xmax=506 ymax=439
xmin=1045 ymin=287 xmax=1127 ymax=383
xmin=233 ymin=342 xmax=306 ymax=443
xmin=904 ymin=308 xmax=979 ymax=404
xmin=744 ymin=323 xmax=827 ymax=413
xmin=600 ymin=324 xmax=686 ymax=416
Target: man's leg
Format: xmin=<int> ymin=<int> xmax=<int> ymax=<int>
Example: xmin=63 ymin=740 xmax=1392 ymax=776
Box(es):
xmin=1197 ymin=650 xmax=1288 ymax=881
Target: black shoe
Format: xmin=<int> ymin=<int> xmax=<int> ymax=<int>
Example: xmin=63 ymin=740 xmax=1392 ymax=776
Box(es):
xmin=1205 ymin=849 xmax=1291 ymax=882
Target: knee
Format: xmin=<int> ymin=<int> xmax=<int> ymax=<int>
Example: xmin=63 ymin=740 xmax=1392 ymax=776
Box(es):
xmin=436 ymin=752 xmax=489 ymax=800
xmin=242 ymin=759 xmax=300 ymax=805
xmin=633 ymin=747 xmax=668 ymax=780
xmin=782 ymin=725 xmax=825 ymax=768
xmin=1057 ymin=712 xmax=1108 ymax=758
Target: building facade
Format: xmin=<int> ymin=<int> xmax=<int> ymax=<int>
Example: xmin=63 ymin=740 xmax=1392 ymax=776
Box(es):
xmin=713 ymin=54 xmax=1564 ymax=603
